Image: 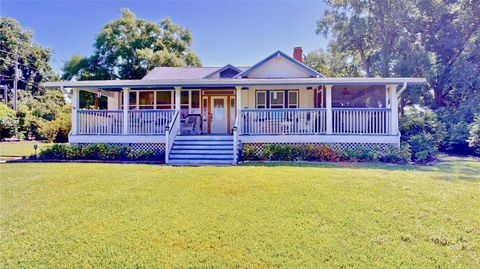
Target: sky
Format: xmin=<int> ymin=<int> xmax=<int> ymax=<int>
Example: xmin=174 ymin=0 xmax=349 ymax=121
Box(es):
xmin=1 ymin=0 xmax=329 ymax=73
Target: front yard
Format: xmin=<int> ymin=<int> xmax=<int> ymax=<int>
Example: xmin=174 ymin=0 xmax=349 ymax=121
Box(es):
xmin=1 ymin=157 xmax=479 ymax=267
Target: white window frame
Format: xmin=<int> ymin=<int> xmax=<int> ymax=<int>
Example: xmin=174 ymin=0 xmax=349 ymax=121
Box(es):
xmin=256 ymin=91 xmax=267 ymax=109
xmin=287 ymin=91 xmax=299 ymax=108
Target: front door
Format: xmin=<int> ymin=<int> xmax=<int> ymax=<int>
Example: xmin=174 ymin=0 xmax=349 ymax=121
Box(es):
xmin=211 ymin=96 xmax=228 ymax=133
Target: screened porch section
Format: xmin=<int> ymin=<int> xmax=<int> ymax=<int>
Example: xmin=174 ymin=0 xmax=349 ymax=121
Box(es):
xmin=238 ymin=85 xmax=395 ymax=136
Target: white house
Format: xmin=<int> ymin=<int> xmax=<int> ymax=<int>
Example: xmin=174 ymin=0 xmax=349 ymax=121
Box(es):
xmin=44 ymin=48 xmax=425 ymax=165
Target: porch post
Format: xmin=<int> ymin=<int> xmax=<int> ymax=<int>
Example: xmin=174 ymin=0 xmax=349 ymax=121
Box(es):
xmin=71 ymin=87 xmax=79 ymax=135
xmin=174 ymin=86 xmax=181 ymax=112
xmin=325 ymin=85 xmax=333 ymax=134
xmin=388 ymin=84 xmax=399 ymax=135
xmin=235 ymin=86 xmax=242 ymax=117
xmin=123 ymin=88 xmax=129 ymax=134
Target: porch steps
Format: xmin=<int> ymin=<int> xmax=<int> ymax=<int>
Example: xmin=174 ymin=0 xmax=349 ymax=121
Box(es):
xmin=168 ymin=135 xmax=238 ymax=166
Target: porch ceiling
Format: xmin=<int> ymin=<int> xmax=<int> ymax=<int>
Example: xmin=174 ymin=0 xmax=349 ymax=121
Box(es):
xmin=43 ymin=77 xmax=426 ymax=90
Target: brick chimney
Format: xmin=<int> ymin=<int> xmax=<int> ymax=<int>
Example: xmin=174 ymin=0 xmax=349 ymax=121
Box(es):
xmin=293 ymin=47 xmax=303 ymax=62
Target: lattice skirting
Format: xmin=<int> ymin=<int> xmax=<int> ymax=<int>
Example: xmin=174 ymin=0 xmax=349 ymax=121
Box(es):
xmin=74 ymin=143 xmax=165 ymax=154
xmin=242 ymin=142 xmax=395 ymax=157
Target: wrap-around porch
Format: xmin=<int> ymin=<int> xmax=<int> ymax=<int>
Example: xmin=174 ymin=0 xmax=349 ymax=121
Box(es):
xmin=71 ymin=84 xmax=399 ymax=137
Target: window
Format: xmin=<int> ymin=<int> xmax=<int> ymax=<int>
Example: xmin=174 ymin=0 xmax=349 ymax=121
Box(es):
xmin=156 ymin=91 xmax=173 ymax=109
xmin=288 ymin=91 xmax=298 ymax=108
xmin=129 ymin=92 xmax=137 ymax=110
xmin=138 ymin=91 xmax=154 ymax=109
xmin=256 ymin=91 xmax=267 ymax=108
xmin=191 ymin=91 xmax=200 ymax=109
xmin=270 ymin=91 xmax=284 ymax=108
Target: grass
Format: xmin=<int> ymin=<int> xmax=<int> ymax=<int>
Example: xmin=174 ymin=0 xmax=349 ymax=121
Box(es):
xmin=1 ymin=157 xmax=479 ymax=267
xmin=0 ymin=141 xmax=53 ymax=158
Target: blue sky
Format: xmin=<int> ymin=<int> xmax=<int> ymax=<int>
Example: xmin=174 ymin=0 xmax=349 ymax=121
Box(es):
xmin=2 ymin=0 xmax=329 ymax=72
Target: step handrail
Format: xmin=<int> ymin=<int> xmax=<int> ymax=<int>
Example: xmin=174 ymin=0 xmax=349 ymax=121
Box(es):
xmin=165 ymin=110 xmax=180 ymax=164
xmin=232 ymin=111 xmax=240 ymax=164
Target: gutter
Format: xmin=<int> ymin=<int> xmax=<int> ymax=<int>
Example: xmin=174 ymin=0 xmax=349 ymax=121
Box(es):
xmin=397 ymin=81 xmax=408 ymax=102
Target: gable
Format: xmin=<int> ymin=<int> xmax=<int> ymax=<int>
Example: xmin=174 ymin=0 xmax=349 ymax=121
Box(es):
xmin=236 ymin=51 xmax=322 ymax=79
xmin=203 ymin=64 xmax=248 ymax=79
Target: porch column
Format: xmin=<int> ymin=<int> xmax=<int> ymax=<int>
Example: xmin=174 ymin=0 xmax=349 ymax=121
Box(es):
xmin=71 ymin=87 xmax=79 ymax=135
xmin=325 ymin=85 xmax=333 ymax=134
xmin=388 ymin=84 xmax=399 ymax=135
xmin=235 ymin=86 xmax=242 ymax=112
xmin=123 ymin=88 xmax=129 ymax=134
xmin=174 ymin=86 xmax=181 ymax=112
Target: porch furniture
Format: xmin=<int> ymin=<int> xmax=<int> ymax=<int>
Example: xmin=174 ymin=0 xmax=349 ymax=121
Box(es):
xmin=181 ymin=114 xmax=201 ymax=135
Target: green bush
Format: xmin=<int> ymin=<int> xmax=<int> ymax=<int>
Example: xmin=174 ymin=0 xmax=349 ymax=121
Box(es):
xmin=38 ymin=144 xmax=70 ymax=160
xmin=409 ymin=134 xmax=438 ymax=164
xmin=268 ymin=144 xmax=304 ymax=161
xmin=241 ymin=144 xmax=412 ymax=164
xmin=379 ymin=144 xmax=411 ymax=164
xmin=127 ymin=149 xmax=156 ymax=160
xmin=242 ymin=145 xmax=258 ymax=160
xmin=38 ymin=144 xmax=161 ymax=161
xmin=467 ymin=114 xmax=480 ymax=155
xmin=0 ymin=103 xmax=18 ymax=139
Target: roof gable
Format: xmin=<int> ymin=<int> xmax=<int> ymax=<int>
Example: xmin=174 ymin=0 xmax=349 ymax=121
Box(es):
xmin=235 ymin=50 xmax=323 ymax=79
xmin=203 ymin=64 xmax=243 ymax=79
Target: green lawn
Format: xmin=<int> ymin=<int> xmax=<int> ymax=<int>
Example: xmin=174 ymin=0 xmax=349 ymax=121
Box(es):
xmin=0 ymin=141 xmax=53 ymax=158
xmin=1 ymin=157 xmax=479 ymax=267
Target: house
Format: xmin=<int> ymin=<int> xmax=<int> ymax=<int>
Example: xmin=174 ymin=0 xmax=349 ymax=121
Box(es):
xmin=44 ymin=47 xmax=426 ymax=165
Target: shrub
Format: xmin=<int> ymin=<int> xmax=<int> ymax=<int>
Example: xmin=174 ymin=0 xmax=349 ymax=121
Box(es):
xmin=38 ymin=120 xmax=59 ymax=142
xmin=38 ymin=144 xmax=70 ymax=160
xmin=0 ymin=103 xmax=18 ymax=139
xmin=379 ymin=144 xmax=411 ymax=164
xmin=309 ymin=145 xmax=338 ymax=162
xmin=467 ymin=114 xmax=480 ymax=155
xmin=127 ymin=149 xmax=156 ymax=160
xmin=257 ymin=145 xmax=272 ymax=160
xmin=242 ymin=145 xmax=258 ymax=160
xmin=409 ymin=134 xmax=437 ymax=164
xmin=268 ymin=144 xmax=304 ymax=161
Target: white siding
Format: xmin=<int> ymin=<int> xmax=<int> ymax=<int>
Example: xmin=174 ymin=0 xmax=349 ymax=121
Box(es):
xmin=247 ymin=57 xmax=313 ymax=78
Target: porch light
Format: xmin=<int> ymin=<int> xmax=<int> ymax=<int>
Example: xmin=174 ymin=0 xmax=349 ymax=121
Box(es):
xmin=33 ymin=144 xmax=38 ymax=156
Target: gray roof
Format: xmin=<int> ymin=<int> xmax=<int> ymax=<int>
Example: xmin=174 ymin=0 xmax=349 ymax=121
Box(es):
xmin=142 ymin=66 xmax=250 ymax=80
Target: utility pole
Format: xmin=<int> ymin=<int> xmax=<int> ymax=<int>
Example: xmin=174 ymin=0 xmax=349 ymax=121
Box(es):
xmin=13 ymin=52 xmax=19 ymax=111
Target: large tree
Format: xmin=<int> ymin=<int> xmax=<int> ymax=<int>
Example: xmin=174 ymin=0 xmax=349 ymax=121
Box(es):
xmin=313 ymin=0 xmax=480 ymax=154
xmin=0 ymin=17 xmax=55 ymax=95
xmin=62 ymin=8 xmax=201 ymax=80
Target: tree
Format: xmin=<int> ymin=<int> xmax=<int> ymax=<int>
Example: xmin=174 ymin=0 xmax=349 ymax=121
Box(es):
xmin=62 ymin=8 xmax=201 ymax=80
xmin=0 ymin=17 xmax=55 ymax=95
xmin=304 ymin=48 xmax=361 ymax=77
xmin=315 ymin=0 xmax=480 ymax=154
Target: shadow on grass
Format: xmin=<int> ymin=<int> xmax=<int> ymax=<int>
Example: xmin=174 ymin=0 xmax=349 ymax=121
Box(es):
xmin=240 ymin=155 xmax=480 ymax=182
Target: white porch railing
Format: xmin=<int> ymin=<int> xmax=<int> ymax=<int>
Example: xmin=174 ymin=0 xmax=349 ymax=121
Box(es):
xmin=165 ymin=110 xmax=180 ymax=164
xmin=240 ymin=109 xmax=327 ymax=135
xmin=77 ymin=110 xmax=123 ymax=135
xmin=128 ymin=110 xmax=175 ymax=134
xmin=77 ymin=109 xmax=175 ymax=135
xmin=332 ymin=108 xmax=391 ymax=134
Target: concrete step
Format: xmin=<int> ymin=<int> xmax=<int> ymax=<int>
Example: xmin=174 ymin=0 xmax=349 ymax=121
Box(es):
xmin=173 ymin=140 xmax=233 ymax=145
xmin=170 ymin=149 xmax=234 ymax=154
xmin=170 ymin=154 xmax=234 ymax=160
xmin=172 ymin=145 xmax=234 ymax=150
xmin=176 ymin=135 xmax=233 ymax=141
xmin=170 ymin=159 xmax=234 ymax=165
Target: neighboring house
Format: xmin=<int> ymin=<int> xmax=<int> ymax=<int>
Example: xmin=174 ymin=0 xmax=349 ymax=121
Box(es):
xmin=44 ymin=47 xmax=425 ymax=165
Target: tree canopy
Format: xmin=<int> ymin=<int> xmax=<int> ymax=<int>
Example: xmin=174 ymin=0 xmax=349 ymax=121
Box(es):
xmin=310 ymin=0 xmax=480 ymax=154
xmin=62 ymin=8 xmax=201 ymax=80
xmin=0 ymin=17 xmax=55 ymax=95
